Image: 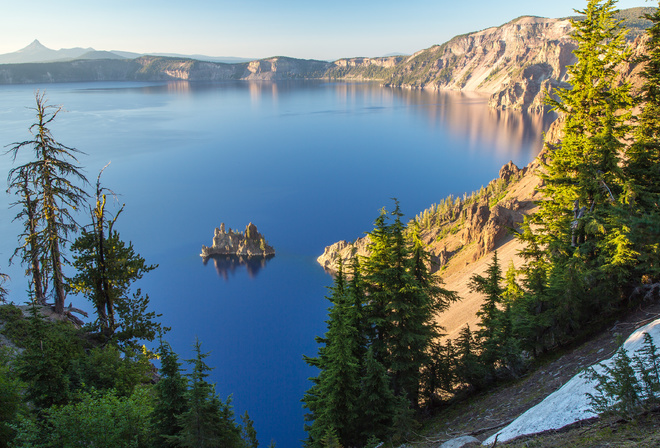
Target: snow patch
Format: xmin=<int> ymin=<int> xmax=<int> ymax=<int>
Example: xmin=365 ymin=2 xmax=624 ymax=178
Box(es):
xmin=483 ymin=318 xmax=660 ymax=445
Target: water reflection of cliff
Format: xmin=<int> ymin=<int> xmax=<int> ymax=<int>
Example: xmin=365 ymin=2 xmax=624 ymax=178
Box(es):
xmin=330 ymin=83 xmax=555 ymax=159
xmin=151 ymin=80 xmax=553 ymax=160
xmin=203 ymin=254 xmax=274 ymax=280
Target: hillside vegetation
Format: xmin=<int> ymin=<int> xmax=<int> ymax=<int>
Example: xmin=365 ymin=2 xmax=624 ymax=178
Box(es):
xmin=311 ymin=2 xmax=660 ymax=446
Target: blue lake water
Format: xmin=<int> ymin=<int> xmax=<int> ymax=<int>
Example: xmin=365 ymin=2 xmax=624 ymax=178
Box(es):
xmin=0 ymin=81 xmax=554 ymax=447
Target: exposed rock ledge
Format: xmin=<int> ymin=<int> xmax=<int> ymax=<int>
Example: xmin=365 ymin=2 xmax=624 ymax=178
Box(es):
xmin=200 ymin=223 xmax=275 ymax=257
xmin=317 ymin=158 xmax=542 ymax=274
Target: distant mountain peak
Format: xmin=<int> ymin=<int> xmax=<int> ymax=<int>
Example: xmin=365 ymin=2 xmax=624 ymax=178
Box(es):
xmin=20 ymin=39 xmax=49 ymax=52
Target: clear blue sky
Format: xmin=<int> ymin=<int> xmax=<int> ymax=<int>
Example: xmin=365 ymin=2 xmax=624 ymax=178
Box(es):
xmin=0 ymin=0 xmax=652 ymax=60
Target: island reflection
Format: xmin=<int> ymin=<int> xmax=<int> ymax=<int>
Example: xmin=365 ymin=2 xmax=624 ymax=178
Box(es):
xmin=202 ymin=254 xmax=274 ymax=280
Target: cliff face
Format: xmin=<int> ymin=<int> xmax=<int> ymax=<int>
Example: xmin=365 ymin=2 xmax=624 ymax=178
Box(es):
xmin=383 ymin=17 xmax=576 ymax=112
xmin=324 ymin=56 xmax=405 ymax=80
xmin=241 ymin=57 xmax=331 ymax=80
xmin=200 ymin=223 xmax=275 ymax=257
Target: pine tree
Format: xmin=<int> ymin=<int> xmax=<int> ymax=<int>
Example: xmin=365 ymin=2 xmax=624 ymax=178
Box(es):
xmin=469 ymin=251 xmax=505 ymax=372
xmin=454 ymin=324 xmax=484 ymax=390
xmin=69 ymin=168 xmax=160 ymax=345
xmin=584 ymin=346 xmax=643 ymax=418
xmin=6 ymin=92 xmax=89 ymax=314
xmin=175 ymin=338 xmax=242 ymax=448
xmin=16 ymin=304 xmax=84 ymax=410
xmin=357 ymin=347 xmax=400 ymax=443
xmin=517 ymin=0 xmax=634 ymax=348
xmin=633 ymin=332 xmax=660 ymax=406
xmin=622 ymin=1 xmax=660 ymax=280
xmin=7 ymin=168 xmax=47 ymax=303
xmin=0 ymin=271 xmax=8 ymax=303
xmin=303 ymin=261 xmax=361 ymax=447
xmin=362 ymin=201 xmax=456 ymax=408
xmin=362 ymin=206 xmax=396 ymax=365
xmin=420 ymin=338 xmax=457 ymax=405
xmin=240 ymin=411 xmax=259 ymax=448
xmin=152 ymin=341 xmax=189 ymax=448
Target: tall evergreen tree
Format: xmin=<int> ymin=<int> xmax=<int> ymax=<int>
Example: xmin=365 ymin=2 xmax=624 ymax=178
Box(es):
xmin=15 ymin=304 xmax=84 ymax=410
xmin=356 ymin=347 xmax=401 ymax=444
xmin=622 ymin=1 xmax=660 ymax=280
xmin=469 ymin=251 xmax=505 ymax=372
xmin=7 ymin=168 xmax=47 ymax=303
xmin=175 ymin=338 xmax=243 ymax=448
xmin=152 ymin=341 xmax=189 ymax=448
xmin=69 ymin=168 xmax=160 ymax=345
xmin=362 ymin=201 xmax=456 ymax=408
xmin=6 ymin=92 xmax=89 ymax=314
xmin=517 ymin=0 xmax=633 ymax=348
xmin=303 ymin=261 xmax=362 ymax=447
xmin=454 ymin=324 xmax=484 ymax=390
xmin=346 ymin=256 xmax=368 ymax=371
xmin=240 ymin=411 xmax=259 ymax=448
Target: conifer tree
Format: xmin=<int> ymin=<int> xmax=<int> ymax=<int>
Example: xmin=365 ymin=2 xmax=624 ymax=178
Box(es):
xmin=240 ymin=411 xmax=259 ymax=448
xmin=455 ymin=324 xmax=483 ymax=389
xmin=6 ymin=92 xmax=89 ymax=314
xmin=69 ymin=168 xmax=160 ymax=345
xmin=16 ymin=304 xmax=84 ymax=410
xmin=0 ymin=271 xmax=8 ymax=303
xmin=7 ymin=168 xmax=47 ymax=302
xmin=303 ymin=261 xmax=362 ymax=447
xmin=362 ymin=206 xmax=395 ymax=364
xmin=469 ymin=251 xmax=505 ymax=372
xmin=175 ymin=338 xmax=243 ymax=448
xmin=622 ymin=1 xmax=660 ymax=279
xmin=517 ymin=0 xmax=633 ymax=348
xmin=152 ymin=341 xmax=189 ymax=448
xmin=420 ymin=338 xmax=457 ymax=405
xmin=346 ymin=257 xmax=368 ymax=370
xmin=357 ymin=347 xmax=400 ymax=443
xmin=363 ymin=201 xmax=456 ymax=408
xmin=633 ymin=332 xmax=660 ymax=406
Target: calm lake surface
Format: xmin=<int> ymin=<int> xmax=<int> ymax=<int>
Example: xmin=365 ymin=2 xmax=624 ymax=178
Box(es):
xmin=0 ymin=81 xmax=554 ymax=447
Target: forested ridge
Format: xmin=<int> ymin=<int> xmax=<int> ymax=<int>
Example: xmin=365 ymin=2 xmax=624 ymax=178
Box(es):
xmin=302 ymin=1 xmax=660 ymax=447
xmin=2 ymin=0 xmax=660 ymax=447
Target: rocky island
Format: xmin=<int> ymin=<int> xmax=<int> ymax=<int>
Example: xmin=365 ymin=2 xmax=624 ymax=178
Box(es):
xmin=200 ymin=223 xmax=275 ymax=258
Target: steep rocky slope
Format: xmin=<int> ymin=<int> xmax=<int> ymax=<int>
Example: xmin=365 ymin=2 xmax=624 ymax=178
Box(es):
xmin=383 ymin=16 xmax=576 ymax=113
xmin=317 ymin=154 xmax=544 ymax=341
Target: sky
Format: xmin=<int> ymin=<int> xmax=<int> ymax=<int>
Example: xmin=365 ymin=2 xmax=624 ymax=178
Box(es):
xmin=0 ymin=0 xmax=653 ymax=61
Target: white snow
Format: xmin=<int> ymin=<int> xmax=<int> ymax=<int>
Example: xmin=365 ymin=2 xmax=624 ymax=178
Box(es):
xmin=483 ymin=318 xmax=660 ymax=445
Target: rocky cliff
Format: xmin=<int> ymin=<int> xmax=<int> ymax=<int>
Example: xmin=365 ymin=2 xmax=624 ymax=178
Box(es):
xmin=200 ymin=223 xmax=275 ymax=257
xmin=317 ymin=158 xmax=541 ymax=275
xmin=383 ymin=17 xmax=576 ymax=112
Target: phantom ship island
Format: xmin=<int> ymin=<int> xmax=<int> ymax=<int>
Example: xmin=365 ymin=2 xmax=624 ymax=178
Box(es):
xmin=200 ymin=222 xmax=275 ymax=258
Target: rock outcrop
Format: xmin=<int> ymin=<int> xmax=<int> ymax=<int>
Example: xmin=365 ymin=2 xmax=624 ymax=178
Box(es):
xmin=317 ymin=236 xmax=371 ymax=273
xmin=200 ymin=223 xmax=275 ymax=258
xmin=317 ymin=158 xmax=538 ymax=274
